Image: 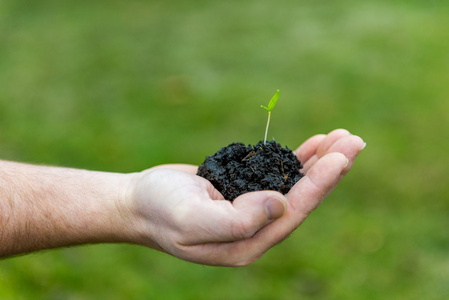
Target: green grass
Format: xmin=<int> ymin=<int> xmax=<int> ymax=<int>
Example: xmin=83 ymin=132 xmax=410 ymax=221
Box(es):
xmin=1 ymin=0 xmax=449 ymax=299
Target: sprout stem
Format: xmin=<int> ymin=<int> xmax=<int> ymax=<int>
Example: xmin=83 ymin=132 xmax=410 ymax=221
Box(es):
xmin=264 ymin=111 xmax=271 ymax=145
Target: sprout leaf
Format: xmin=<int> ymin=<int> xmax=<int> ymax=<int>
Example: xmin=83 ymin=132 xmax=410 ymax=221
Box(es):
xmin=261 ymin=90 xmax=280 ymax=112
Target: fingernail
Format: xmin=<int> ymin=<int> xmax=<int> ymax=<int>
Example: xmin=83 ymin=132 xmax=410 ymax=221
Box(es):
xmin=344 ymin=157 xmax=349 ymax=168
xmin=265 ymin=197 xmax=287 ymax=221
xmin=362 ymin=142 xmax=367 ymax=150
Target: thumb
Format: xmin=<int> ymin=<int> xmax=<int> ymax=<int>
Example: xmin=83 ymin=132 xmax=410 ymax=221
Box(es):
xmin=229 ymin=191 xmax=287 ymax=240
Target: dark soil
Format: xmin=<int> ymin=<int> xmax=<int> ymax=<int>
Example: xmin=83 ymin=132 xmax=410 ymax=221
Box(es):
xmin=197 ymin=140 xmax=304 ymax=201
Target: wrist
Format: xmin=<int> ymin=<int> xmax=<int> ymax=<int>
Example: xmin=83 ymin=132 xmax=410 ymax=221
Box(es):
xmin=110 ymin=171 xmax=145 ymax=245
xmin=88 ymin=170 xmax=147 ymax=246
xmin=118 ymin=168 xmax=167 ymax=251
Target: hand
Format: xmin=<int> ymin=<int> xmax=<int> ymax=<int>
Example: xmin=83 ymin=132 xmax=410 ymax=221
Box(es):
xmin=126 ymin=129 xmax=365 ymax=266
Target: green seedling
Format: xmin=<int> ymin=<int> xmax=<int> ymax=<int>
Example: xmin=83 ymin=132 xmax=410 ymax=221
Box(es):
xmin=260 ymin=89 xmax=280 ymax=145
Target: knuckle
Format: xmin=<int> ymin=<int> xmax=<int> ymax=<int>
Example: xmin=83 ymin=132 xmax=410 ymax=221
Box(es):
xmin=233 ymin=257 xmax=257 ymax=267
xmin=228 ymin=251 xmax=263 ymax=267
xmin=230 ymin=218 xmax=258 ymax=240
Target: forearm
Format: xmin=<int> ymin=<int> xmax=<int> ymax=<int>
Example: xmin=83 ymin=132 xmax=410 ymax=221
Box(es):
xmin=0 ymin=160 xmax=135 ymax=257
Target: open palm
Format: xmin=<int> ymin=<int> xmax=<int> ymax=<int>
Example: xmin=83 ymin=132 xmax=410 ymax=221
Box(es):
xmin=129 ymin=129 xmax=365 ymax=266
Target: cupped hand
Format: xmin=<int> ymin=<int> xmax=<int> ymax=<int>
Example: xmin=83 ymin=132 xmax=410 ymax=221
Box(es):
xmin=127 ymin=129 xmax=365 ymax=266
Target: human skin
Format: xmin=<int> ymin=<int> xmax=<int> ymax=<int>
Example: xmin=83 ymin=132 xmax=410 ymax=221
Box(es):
xmin=0 ymin=129 xmax=365 ymax=266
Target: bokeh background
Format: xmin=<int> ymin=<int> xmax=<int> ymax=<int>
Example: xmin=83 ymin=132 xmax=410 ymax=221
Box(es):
xmin=1 ymin=0 xmax=448 ymax=299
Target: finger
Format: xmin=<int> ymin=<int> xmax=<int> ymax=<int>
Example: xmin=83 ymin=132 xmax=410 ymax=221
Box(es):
xmin=302 ymin=155 xmax=319 ymax=175
xmin=217 ymin=190 xmax=287 ymax=241
xmin=179 ymin=190 xmax=287 ymax=245
xmin=302 ymin=129 xmax=359 ymax=173
xmin=151 ymin=164 xmax=198 ymax=174
xmin=287 ymin=152 xmax=349 ymax=216
xmin=181 ymin=153 xmax=350 ymax=266
xmin=233 ymin=190 xmax=287 ymax=225
xmin=326 ymin=134 xmax=365 ymax=175
xmin=303 ymin=134 xmax=365 ymax=177
xmin=294 ymin=134 xmax=326 ymax=164
xmin=316 ymin=129 xmax=351 ymax=158
xmin=176 ymin=142 xmax=364 ymax=266
xmin=244 ymin=152 xmax=352 ymax=262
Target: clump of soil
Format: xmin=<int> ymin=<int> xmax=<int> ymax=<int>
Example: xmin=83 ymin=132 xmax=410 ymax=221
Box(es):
xmin=197 ymin=140 xmax=304 ymax=201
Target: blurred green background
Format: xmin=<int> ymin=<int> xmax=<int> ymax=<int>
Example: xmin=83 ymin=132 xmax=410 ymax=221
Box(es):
xmin=1 ymin=0 xmax=448 ymax=299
